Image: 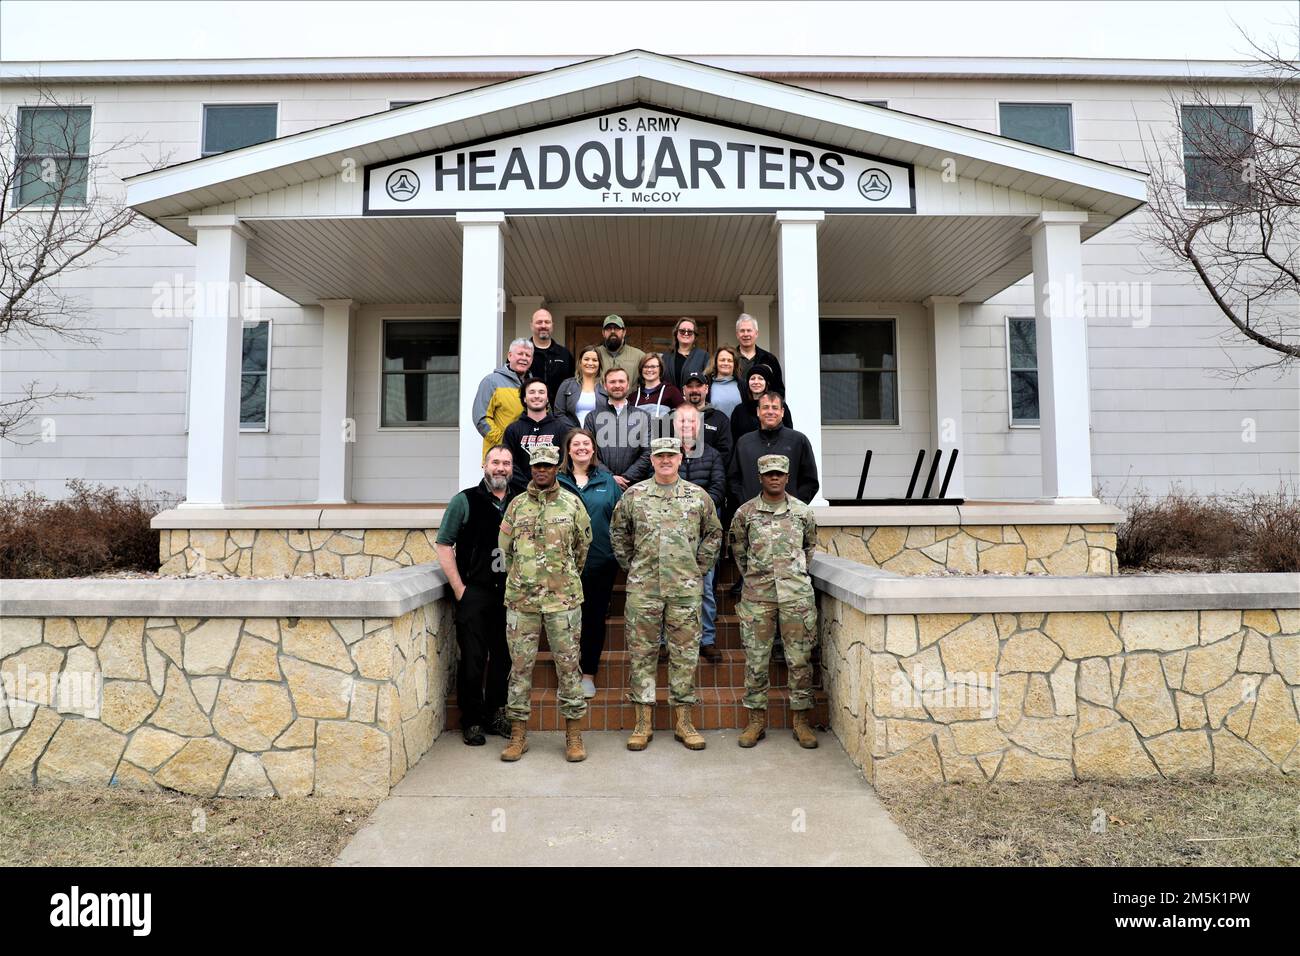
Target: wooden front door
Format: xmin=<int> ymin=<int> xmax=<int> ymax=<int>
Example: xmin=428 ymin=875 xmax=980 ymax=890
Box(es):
xmin=566 ymin=316 xmax=716 ymax=364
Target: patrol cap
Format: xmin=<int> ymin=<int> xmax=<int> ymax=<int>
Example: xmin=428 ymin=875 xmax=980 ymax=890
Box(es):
xmin=650 ymin=436 xmax=682 ymax=456
xmin=529 ymin=444 xmax=561 ymax=466
xmin=603 ymin=314 xmax=625 ymax=328
xmin=757 ymin=454 xmax=790 ymax=474
xmin=683 ymin=370 xmax=710 ymax=386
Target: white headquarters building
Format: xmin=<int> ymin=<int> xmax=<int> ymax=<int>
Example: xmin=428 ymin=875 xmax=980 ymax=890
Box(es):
xmin=1 ymin=51 xmax=1296 ymax=511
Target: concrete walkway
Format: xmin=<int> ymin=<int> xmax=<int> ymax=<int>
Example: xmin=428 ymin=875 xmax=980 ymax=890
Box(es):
xmin=336 ymin=729 xmax=925 ymax=866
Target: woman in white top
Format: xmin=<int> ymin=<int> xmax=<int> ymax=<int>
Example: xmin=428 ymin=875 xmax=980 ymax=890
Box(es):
xmin=553 ymin=344 xmax=605 ymax=429
xmin=707 ymin=345 xmax=743 ymax=419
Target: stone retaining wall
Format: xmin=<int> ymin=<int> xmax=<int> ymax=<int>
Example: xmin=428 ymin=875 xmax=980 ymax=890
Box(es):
xmin=152 ymin=503 xmax=1124 ymax=578
xmin=0 ymin=569 xmax=454 ymax=798
xmin=813 ymin=555 xmax=1299 ymax=786
xmin=159 ymin=523 xmax=1118 ymax=578
xmin=817 ymin=524 xmax=1118 ymax=576
xmin=159 ymin=529 xmax=440 ymax=578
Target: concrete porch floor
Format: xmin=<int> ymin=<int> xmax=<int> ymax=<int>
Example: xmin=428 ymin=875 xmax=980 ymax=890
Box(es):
xmin=334 ymin=729 xmax=925 ymax=867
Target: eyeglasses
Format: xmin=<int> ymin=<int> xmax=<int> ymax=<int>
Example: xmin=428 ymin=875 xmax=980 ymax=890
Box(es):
xmin=678 ymin=329 xmax=696 ymax=335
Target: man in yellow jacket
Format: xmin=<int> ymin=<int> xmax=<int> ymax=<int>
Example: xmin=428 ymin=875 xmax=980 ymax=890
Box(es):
xmin=473 ymin=339 xmax=535 ymax=458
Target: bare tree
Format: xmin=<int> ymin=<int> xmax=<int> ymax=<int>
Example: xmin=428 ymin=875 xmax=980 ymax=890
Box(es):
xmin=1 ymin=83 xmax=157 ymax=441
xmin=1140 ymin=24 xmax=1300 ymax=373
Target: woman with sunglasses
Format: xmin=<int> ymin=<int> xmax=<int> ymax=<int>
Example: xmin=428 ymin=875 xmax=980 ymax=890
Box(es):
xmin=661 ymin=316 xmax=710 ymax=390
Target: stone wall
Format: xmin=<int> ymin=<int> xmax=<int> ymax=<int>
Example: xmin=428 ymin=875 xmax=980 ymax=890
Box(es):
xmin=818 ymin=524 xmax=1118 ymax=576
xmin=160 ymin=523 xmax=1117 ymax=579
xmin=814 ymin=556 xmax=1299 ymax=786
xmin=0 ymin=599 xmax=454 ymax=798
xmin=159 ymin=529 xmax=439 ymax=578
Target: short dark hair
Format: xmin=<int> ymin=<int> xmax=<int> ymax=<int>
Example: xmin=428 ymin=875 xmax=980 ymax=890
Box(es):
xmin=603 ymin=365 xmax=629 ymax=381
xmin=758 ymin=389 xmax=785 ymax=408
xmin=518 ymin=377 xmax=548 ymax=404
xmin=482 ymin=443 xmax=512 ymax=465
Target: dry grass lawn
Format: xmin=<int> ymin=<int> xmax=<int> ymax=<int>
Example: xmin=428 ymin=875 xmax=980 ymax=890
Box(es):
xmin=0 ymin=787 xmax=376 ymax=866
xmin=876 ymin=775 xmax=1300 ymax=866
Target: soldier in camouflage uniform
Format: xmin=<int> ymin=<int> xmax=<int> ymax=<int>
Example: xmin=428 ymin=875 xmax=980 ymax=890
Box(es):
xmin=729 ymin=454 xmax=820 ymax=749
xmin=497 ymin=444 xmax=593 ymax=762
xmin=610 ymin=436 xmax=722 ymax=751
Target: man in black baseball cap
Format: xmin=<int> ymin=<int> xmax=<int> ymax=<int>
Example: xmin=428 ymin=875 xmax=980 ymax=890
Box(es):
xmin=680 ymin=370 xmax=732 ymax=465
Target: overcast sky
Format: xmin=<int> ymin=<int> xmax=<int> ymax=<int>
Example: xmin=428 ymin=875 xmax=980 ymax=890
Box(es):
xmin=2 ymin=0 xmax=1298 ymax=61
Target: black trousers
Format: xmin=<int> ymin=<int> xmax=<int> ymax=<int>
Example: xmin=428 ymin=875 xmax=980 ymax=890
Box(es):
xmin=454 ymin=587 xmax=509 ymax=728
xmin=579 ymin=560 xmax=618 ymax=676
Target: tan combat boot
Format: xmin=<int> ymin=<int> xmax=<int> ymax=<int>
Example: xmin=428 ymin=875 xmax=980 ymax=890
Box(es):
xmin=673 ymin=705 xmax=706 ymax=750
xmin=500 ymin=720 xmax=529 ymax=761
xmin=626 ymin=703 xmax=654 ymax=751
xmin=738 ymin=708 xmax=767 ymax=748
xmin=791 ymin=711 xmax=818 ymax=749
xmin=564 ymin=718 xmax=587 ymax=762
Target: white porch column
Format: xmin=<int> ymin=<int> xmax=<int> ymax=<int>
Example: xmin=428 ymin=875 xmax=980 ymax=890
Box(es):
xmin=512 ymin=295 xmax=545 ymax=342
xmin=924 ymin=296 xmax=966 ymax=497
xmin=317 ymin=299 xmax=356 ymax=503
xmin=1025 ymin=211 xmax=1095 ymax=502
xmin=457 ymin=212 xmax=507 ymax=491
xmin=181 ymin=215 xmax=253 ymax=508
xmin=773 ymin=211 xmax=826 ymax=506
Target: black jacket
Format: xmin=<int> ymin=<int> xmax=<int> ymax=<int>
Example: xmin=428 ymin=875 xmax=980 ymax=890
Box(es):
xmin=678 ymin=441 xmax=725 ymax=509
xmin=527 ymin=340 xmax=574 ymax=405
xmin=582 ymin=400 xmax=653 ymax=483
xmin=730 ymin=398 xmax=793 ymax=446
xmin=737 ymin=346 xmax=785 ymax=393
xmin=661 ymin=347 xmax=711 ymax=390
xmin=699 ymin=405 xmax=734 ymax=466
xmin=503 ymin=411 xmax=569 ymax=492
xmin=729 ymin=425 xmax=820 ymax=505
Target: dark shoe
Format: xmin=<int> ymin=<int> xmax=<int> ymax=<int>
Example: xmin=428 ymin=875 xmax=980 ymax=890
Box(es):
xmin=772 ymin=641 xmax=785 ymax=662
xmin=489 ymin=709 xmax=512 ymax=739
xmin=462 ymin=724 xmax=487 ymax=746
xmin=658 ymin=643 xmax=669 ymax=663
xmin=700 ymin=643 xmax=721 ymax=664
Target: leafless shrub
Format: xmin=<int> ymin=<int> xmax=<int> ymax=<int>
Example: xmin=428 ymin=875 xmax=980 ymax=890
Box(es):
xmin=0 ymin=480 xmax=177 ymax=578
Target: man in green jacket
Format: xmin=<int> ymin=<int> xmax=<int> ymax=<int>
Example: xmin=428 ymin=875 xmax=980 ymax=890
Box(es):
xmin=610 ymin=436 xmax=722 ymax=751
xmin=595 ymin=314 xmax=646 ymax=381
xmin=497 ymin=445 xmax=593 ymax=762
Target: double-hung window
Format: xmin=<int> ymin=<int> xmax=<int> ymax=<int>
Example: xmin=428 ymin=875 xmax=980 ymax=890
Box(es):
xmin=14 ymin=106 xmax=91 ymax=206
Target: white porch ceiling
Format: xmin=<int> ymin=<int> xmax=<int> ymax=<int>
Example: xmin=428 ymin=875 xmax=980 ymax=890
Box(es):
xmin=237 ymin=213 xmax=1040 ymax=306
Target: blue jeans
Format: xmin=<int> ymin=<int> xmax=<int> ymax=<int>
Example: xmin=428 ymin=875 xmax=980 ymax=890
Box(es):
xmin=701 ymin=562 xmax=718 ymax=646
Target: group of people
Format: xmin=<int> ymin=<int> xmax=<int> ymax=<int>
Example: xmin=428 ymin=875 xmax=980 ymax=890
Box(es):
xmin=439 ymin=309 xmax=821 ymax=762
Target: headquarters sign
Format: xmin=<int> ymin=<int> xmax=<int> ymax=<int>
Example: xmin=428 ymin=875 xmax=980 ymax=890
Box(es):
xmin=364 ymin=106 xmax=915 ymax=215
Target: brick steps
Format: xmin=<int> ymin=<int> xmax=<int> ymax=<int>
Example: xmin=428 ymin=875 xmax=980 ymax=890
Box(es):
xmin=524 ymin=649 xmax=821 ymax=689
xmin=448 ymin=557 xmax=825 ymax=732
xmin=447 ymin=687 xmax=828 ymax=732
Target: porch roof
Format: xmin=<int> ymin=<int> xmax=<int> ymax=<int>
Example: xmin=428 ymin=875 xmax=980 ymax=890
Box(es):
xmin=124 ymin=50 xmax=1149 ymax=307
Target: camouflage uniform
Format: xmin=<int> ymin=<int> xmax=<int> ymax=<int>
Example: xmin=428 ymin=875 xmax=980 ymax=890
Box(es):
xmin=610 ymin=442 xmax=723 ymax=707
xmin=498 ymin=448 xmax=592 ymax=722
xmin=730 ymin=458 xmax=819 ymax=712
